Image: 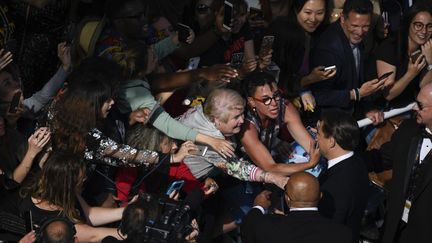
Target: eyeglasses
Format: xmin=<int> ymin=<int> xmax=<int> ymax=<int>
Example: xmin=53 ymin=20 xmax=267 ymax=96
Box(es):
xmin=252 ymin=91 xmax=281 ymax=106
xmin=196 ymin=4 xmax=210 ymax=14
xmin=412 ymin=22 xmax=432 ymax=32
xmin=415 ymin=100 xmax=432 ymax=110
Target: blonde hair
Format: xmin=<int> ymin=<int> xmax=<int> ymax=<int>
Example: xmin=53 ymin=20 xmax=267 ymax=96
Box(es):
xmin=203 ymin=89 xmax=245 ymax=123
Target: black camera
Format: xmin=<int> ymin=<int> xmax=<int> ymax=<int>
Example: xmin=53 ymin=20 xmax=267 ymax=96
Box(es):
xmin=143 ymin=197 xmax=193 ymax=242
xmin=119 ymin=192 xmax=202 ymax=243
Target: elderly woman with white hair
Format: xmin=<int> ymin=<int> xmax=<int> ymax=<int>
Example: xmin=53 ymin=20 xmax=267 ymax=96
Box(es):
xmin=179 ymin=88 xmax=316 ymax=189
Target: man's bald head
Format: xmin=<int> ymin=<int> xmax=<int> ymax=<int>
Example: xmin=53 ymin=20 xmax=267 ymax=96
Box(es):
xmin=41 ymin=219 xmax=76 ymax=243
xmin=284 ymin=172 xmax=321 ymax=208
xmin=420 ymin=83 xmax=432 ymax=98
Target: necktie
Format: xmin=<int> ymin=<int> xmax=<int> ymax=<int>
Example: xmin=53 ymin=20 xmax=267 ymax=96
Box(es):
xmin=352 ymin=45 xmax=360 ymax=77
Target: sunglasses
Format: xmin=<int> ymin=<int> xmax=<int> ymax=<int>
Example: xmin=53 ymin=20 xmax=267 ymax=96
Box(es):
xmin=196 ymin=4 xmax=210 ymax=14
xmin=252 ymin=91 xmax=282 ymax=106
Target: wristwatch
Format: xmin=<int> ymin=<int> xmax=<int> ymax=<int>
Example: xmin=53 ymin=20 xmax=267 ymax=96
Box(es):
xmin=427 ymin=64 xmax=432 ymax=71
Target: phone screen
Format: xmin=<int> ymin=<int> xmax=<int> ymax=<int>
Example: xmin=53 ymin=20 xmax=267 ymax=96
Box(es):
xmin=259 ymin=36 xmax=274 ymax=57
xmin=223 ymin=1 xmax=233 ymax=30
xmin=187 ymin=57 xmax=201 ymax=70
xmin=197 ymin=145 xmax=208 ymax=156
xmin=323 ymin=65 xmax=336 ymax=71
xmin=24 ymin=211 xmax=33 ymax=233
xmin=8 ymin=91 xmax=21 ymax=114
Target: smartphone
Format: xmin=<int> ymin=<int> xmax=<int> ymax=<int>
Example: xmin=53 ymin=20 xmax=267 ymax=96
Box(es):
xmin=410 ymin=50 xmax=422 ymax=64
xmin=223 ymin=1 xmax=233 ymax=31
xmin=166 ymin=180 xmax=185 ymax=195
xmin=378 ymin=71 xmax=394 ymax=81
xmin=197 ymin=145 xmax=208 ymax=156
xmin=323 ymin=65 xmax=336 ymax=71
xmin=8 ymin=90 xmax=21 ymax=114
xmin=177 ymin=23 xmax=190 ymax=43
xmin=230 ymin=52 xmax=244 ymax=67
xmin=187 ymin=57 xmax=200 ymax=70
xmin=259 ymin=35 xmax=274 ymax=57
xmin=24 ymin=211 xmax=33 ymax=233
xmin=249 ymin=7 xmax=263 ymax=19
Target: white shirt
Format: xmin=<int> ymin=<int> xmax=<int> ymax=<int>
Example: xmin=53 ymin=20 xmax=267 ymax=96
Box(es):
xmin=420 ymin=128 xmax=432 ymax=164
xmin=327 ymin=151 xmax=354 ymax=169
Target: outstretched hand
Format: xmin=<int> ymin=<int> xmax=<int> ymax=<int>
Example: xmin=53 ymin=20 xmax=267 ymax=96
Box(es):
xmin=200 ymin=64 xmax=238 ymax=82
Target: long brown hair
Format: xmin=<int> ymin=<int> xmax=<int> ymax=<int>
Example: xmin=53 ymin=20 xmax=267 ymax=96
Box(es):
xmin=20 ymin=152 xmax=86 ymax=222
xmin=52 ymin=65 xmax=116 ymax=154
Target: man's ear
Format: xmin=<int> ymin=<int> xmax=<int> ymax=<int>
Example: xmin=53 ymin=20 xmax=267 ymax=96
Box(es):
xmin=340 ymin=13 xmax=346 ymax=25
xmin=329 ymin=136 xmax=336 ymax=148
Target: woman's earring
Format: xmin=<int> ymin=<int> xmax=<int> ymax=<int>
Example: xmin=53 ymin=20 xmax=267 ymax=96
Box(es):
xmin=252 ymin=107 xmax=257 ymax=112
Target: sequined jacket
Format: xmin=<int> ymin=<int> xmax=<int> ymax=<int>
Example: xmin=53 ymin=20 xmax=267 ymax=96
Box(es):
xmin=41 ymin=102 xmax=159 ymax=167
xmin=85 ymin=128 xmax=159 ymax=167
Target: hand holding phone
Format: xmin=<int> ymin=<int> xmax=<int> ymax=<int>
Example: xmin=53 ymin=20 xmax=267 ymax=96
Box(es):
xmin=166 ymin=180 xmax=185 ymax=196
xmin=177 ymin=23 xmax=191 ymax=43
xmin=410 ymin=50 xmax=422 ymax=64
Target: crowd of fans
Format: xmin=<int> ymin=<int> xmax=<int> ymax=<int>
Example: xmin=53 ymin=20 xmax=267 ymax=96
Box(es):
xmin=0 ymin=0 xmax=431 ymax=242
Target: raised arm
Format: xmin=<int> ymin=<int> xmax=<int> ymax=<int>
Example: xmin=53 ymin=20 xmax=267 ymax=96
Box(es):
xmin=240 ymin=120 xmax=319 ymax=176
xmin=13 ymin=127 xmax=50 ymax=183
xmin=86 ymin=128 xmax=159 ymax=167
xmin=22 ymin=42 xmax=70 ymax=116
xmin=77 ymin=194 xmax=124 ymax=226
xmin=377 ymin=57 xmax=425 ymax=101
xmin=150 ymin=64 xmax=238 ymax=92
xmin=284 ymin=101 xmax=315 ymax=153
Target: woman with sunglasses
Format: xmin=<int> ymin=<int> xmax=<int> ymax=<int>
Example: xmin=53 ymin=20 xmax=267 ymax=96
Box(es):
xmin=240 ymin=71 xmax=320 ymax=176
xmin=375 ymin=2 xmax=432 ymax=109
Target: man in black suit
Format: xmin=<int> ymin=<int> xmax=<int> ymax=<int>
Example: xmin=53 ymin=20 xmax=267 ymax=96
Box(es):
xmin=310 ymin=0 xmax=386 ymax=124
xmin=380 ymin=83 xmax=432 ymax=243
xmin=241 ymin=172 xmax=351 ymax=243
xmin=316 ymin=110 xmax=369 ymax=243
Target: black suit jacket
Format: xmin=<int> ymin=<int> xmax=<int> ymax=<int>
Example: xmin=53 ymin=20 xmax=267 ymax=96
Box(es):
xmin=241 ymin=208 xmax=351 ymax=243
xmin=318 ymin=154 xmax=369 ymax=243
xmin=310 ymin=22 xmax=375 ymax=117
xmin=381 ymin=119 xmax=432 ymax=243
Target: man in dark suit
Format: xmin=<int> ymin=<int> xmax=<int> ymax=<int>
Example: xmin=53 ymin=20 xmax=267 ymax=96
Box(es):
xmin=380 ymin=83 xmax=432 ymax=243
xmin=316 ymin=110 xmax=369 ymax=243
xmin=241 ymin=172 xmax=351 ymax=243
xmin=310 ymin=0 xmax=385 ymax=124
